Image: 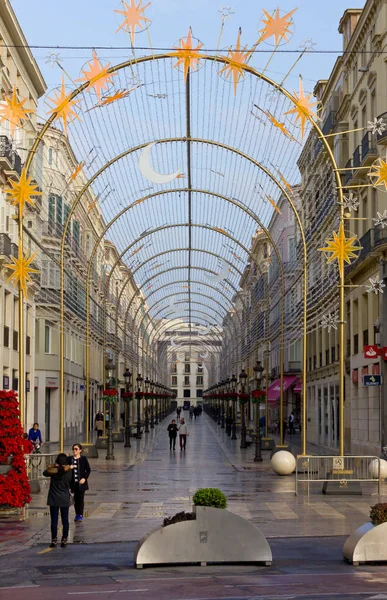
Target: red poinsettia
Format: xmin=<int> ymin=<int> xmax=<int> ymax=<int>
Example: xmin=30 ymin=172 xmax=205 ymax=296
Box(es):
xmin=0 ymin=390 xmax=31 ymax=508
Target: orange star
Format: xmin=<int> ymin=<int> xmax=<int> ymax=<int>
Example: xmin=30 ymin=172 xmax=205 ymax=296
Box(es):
xmin=219 ymin=29 xmax=251 ymax=95
xmin=68 ymin=162 xmax=84 ymax=184
xmin=132 ymin=245 xmax=144 ymax=255
xmin=5 ymin=169 xmax=41 ymax=218
xmin=266 ymin=195 xmax=282 ymax=215
xmin=5 ymin=248 xmax=39 ymax=297
xmin=263 ymin=109 xmax=298 ymax=142
xmin=114 ymin=0 xmax=151 ymax=45
xmin=0 ymin=86 xmax=33 ymax=136
xmin=284 ymin=77 xmax=319 ymax=140
xmin=98 ymin=89 xmax=134 ymax=107
xmin=46 ymin=76 xmax=81 ymax=136
xmin=368 ymin=154 xmax=387 ymax=191
xmin=170 ymin=28 xmax=203 ymax=81
xmin=258 ymin=7 xmax=297 ymax=46
xmin=76 ymin=50 xmax=116 ymax=101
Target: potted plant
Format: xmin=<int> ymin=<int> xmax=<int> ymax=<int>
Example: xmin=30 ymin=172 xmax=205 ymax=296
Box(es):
xmin=343 ymin=502 xmax=387 ymax=565
xmin=135 ymin=487 xmax=272 ymax=568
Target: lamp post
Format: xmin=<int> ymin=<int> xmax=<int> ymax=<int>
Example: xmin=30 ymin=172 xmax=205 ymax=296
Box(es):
xmin=221 ymin=380 xmax=226 ymax=429
xmin=253 ymin=360 xmax=264 ymax=462
xmin=231 ymin=374 xmax=237 ymax=440
xmin=150 ymin=380 xmax=155 ymax=427
xmin=239 ymin=368 xmax=248 ymax=449
xmin=105 ymin=361 xmax=115 ymax=461
xmin=123 ymin=368 xmax=132 ymax=448
xmin=225 ymin=378 xmax=230 ymax=434
xmin=217 ymin=382 xmax=222 ymax=425
xmin=144 ymin=377 xmax=150 ymax=432
xmin=136 ymin=374 xmax=143 ymax=438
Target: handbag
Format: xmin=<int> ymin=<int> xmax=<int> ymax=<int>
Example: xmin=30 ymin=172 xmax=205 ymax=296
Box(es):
xmin=69 ymin=490 xmax=75 ymax=505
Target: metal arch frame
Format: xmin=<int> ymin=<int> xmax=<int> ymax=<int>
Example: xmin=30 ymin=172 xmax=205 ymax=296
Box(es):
xmin=20 ymin=54 xmax=345 ymax=454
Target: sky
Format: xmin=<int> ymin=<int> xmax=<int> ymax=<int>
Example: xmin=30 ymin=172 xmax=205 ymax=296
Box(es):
xmin=11 ymin=0 xmax=366 ymax=93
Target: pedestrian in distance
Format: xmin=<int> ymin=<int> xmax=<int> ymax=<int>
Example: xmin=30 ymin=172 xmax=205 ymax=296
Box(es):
xmin=43 ymin=453 xmax=74 ymax=548
xmin=193 ymin=406 xmax=198 ymax=419
xmin=179 ymin=418 xmax=189 ymax=450
xmin=189 ymin=406 xmax=194 ymax=419
xmin=95 ymin=411 xmax=104 ymax=437
xmin=68 ymin=444 xmax=91 ymax=523
xmin=22 ymin=433 xmax=34 ymax=454
xmin=176 ymin=406 xmax=181 ymax=419
xmin=167 ymin=419 xmax=178 ymax=450
xmin=28 ymin=422 xmax=43 ymax=444
xmin=283 ymin=419 xmax=288 ymax=442
xmin=288 ymin=412 xmax=295 ymax=435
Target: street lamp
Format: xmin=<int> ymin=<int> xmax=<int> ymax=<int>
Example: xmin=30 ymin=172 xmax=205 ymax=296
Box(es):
xmin=239 ymin=368 xmax=248 ymax=449
xmin=123 ymin=368 xmax=132 ymax=448
xmin=221 ymin=380 xmax=226 ymax=429
xmin=231 ymin=374 xmax=237 ymax=440
xmin=217 ymin=382 xmax=222 ymax=425
xmin=225 ymin=378 xmax=231 ymax=434
xmin=136 ymin=373 xmax=143 ymax=438
xmin=144 ymin=377 xmax=150 ymax=432
xmin=150 ymin=380 xmax=155 ymax=427
xmin=105 ymin=360 xmax=115 ymax=460
xmin=253 ymin=360 xmax=264 ymax=462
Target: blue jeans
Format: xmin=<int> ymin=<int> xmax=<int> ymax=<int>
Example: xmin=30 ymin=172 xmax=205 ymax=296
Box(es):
xmin=50 ymin=506 xmax=69 ymax=539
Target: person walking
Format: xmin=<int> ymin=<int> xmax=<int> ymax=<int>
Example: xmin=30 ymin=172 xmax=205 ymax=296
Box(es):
xmin=43 ymin=453 xmax=73 ymax=548
xmin=68 ymin=444 xmax=91 ymax=522
xmin=179 ymin=418 xmax=189 ymax=450
xmin=167 ymin=419 xmax=178 ymax=450
xmin=95 ymin=411 xmax=104 ymax=437
xmin=288 ymin=412 xmax=295 ymax=435
xmin=176 ymin=406 xmax=181 ymax=420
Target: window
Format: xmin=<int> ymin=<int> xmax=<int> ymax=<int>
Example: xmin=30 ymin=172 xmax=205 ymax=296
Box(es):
xmin=48 ymin=147 xmax=53 ymax=166
xmin=197 ymin=389 xmax=203 ymax=397
xmin=183 ymin=389 xmax=190 ymax=398
xmin=331 ymin=346 xmax=336 ymax=363
xmin=288 ymin=237 xmax=296 ymax=262
xmin=354 ymin=333 xmax=359 ymax=355
xmin=13 ymin=330 xmax=18 ymax=351
xmin=197 ymin=363 xmax=203 ymax=373
xmin=185 ymin=353 xmax=190 ymax=361
xmin=197 ymin=376 xmax=203 ymax=385
xmin=45 ymin=323 xmax=51 ymax=353
xmin=184 ymin=363 xmax=190 ymax=374
xmin=363 ymin=329 xmax=369 ymax=347
xmin=171 ymin=376 xmax=177 ymax=386
xmin=3 ymin=325 xmax=9 ymax=347
xmin=171 ymin=363 xmax=177 ymax=373
xmin=325 ymin=349 xmax=329 ymax=365
xmin=184 ymin=376 xmax=190 ymax=386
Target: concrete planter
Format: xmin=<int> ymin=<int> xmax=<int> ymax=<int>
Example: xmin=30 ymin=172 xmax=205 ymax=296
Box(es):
xmin=343 ymin=522 xmax=387 ymax=565
xmin=135 ymin=505 xmax=272 ymax=568
xmin=0 ymin=456 xmax=12 ymax=475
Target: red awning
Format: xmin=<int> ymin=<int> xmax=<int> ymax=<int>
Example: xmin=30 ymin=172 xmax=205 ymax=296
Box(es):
xmin=293 ymin=378 xmax=302 ymax=393
xmin=268 ymin=376 xmax=298 ymax=402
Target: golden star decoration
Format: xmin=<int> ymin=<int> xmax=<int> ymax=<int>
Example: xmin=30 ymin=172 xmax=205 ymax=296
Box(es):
xmin=319 ymin=222 xmax=362 ymax=277
xmin=0 ymin=86 xmax=34 ymax=136
xmin=114 ymin=0 xmax=151 ymax=45
xmin=68 ymin=161 xmax=84 ymax=184
xmin=76 ymin=50 xmax=116 ymax=101
xmin=5 ymin=169 xmax=41 ymax=218
xmin=219 ymin=29 xmax=252 ymax=95
xmin=263 ymin=109 xmax=298 ymax=142
xmin=284 ymin=76 xmax=319 ymax=140
xmin=46 ymin=75 xmax=81 ymax=136
xmin=170 ymin=28 xmax=203 ymax=81
xmin=266 ymin=195 xmax=282 ymax=215
xmin=258 ymin=7 xmax=297 ymax=46
xmin=98 ymin=89 xmax=134 ymax=107
xmin=368 ymin=154 xmax=387 ymax=191
xmin=5 ymin=248 xmax=39 ymax=297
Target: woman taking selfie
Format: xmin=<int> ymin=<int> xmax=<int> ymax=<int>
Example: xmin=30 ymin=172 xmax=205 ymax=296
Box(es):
xmin=43 ymin=453 xmax=73 ymax=548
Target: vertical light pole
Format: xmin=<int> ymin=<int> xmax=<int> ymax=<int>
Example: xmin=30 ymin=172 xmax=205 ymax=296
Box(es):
xmin=253 ymin=360 xmax=264 ymax=462
xmin=231 ymin=374 xmax=237 ymax=440
xmin=239 ymin=368 xmax=248 ymax=449
xmin=136 ymin=374 xmax=143 ymax=438
xmin=221 ymin=380 xmax=226 ymax=429
xmin=225 ymin=378 xmax=231 ymax=434
xmin=105 ymin=361 xmax=115 ymax=461
xmin=150 ymin=379 xmax=155 ymax=428
xmin=144 ymin=377 xmax=150 ymax=433
xmin=217 ymin=382 xmax=222 ymax=425
xmin=123 ymin=367 xmax=132 ymax=448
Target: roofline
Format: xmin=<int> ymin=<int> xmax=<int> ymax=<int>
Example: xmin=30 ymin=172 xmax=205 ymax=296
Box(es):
xmin=0 ymin=0 xmax=46 ymax=97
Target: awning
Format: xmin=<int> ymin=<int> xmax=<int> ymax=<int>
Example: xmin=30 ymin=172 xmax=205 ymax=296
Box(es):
xmin=293 ymin=378 xmax=302 ymax=394
xmin=268 ymin=376 xmax=298 ymax=402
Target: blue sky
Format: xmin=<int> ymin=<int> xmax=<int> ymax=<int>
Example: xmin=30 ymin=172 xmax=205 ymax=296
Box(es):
xmin=12 ymin=0 xmax=365 ymax=92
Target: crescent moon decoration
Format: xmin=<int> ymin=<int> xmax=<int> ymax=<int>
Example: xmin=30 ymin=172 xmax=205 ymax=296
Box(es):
xmin=198 ymin=323 xmax=211 ymax=336
xmin=170 ymin=336 xmax=180 ymax=347
xmin=139 ymin=142 xmax=182 ymax=184
xmin=206 ymin=259 xmax=229 ymax=283
xmin=200 ymin=350 xmax=209 ymax=359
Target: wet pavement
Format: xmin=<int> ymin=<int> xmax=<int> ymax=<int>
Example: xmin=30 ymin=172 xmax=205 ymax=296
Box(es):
xmin=1 ymin=414 xmax=386 ymax=559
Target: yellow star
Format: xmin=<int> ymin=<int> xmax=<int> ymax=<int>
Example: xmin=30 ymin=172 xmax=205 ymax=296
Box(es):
xmin=76 ymin=50 xmax=116 ymax=101
xmin=266 ymin=195 xmax=282 ymax=215
xmin=68 ymin=162 xmax=84 ymax=184
xmin=5 ymin=248 xmax=39 ymax=297
xmin=368 ymin=154 xmax=387 ymax=191
xmin=258 ymin=7 xmax=297 ymax=46
xmin=114 ymin=0 xmax=151 ymax=45
xmin=0 ymin=86 xmax=34 ymax=136
xmin=284 ymin=76 xmax=319 ymax=140
xmin=5 ymin=169 xmax=41 ymax=218
xmin=46 ymin=75 xmax=81 ymax=136
xmin=319 ymin=222 xmax=362 ymax=277
xmin=219 ymin=29 xmax=252 ymax=95
xmin=263 ymin=109 xmax=298 ymax=142
xmin=169 ymin=28 xmax=203 ymax=81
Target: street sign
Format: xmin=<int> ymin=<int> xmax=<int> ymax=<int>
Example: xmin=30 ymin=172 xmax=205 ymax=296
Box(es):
xmin=80 ymin=384 xmax=86 ymax=391
xmin=333 ymin=457 xmax=344 ymax=470
xmin=364 ymin=345 xmax=380 ymax=359
xmin=363 ymin=374 xmax=382 ymax=387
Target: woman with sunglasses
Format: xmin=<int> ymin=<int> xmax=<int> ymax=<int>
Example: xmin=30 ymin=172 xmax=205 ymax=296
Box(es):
xmin=68 ymin=444 xmax=91 ymax=522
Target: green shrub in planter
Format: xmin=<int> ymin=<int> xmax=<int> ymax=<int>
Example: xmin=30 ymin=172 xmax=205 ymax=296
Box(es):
xmin=193 ymin=488 xmax=227 ymax=509
xmin=370 ymin=502 xmax=387 ymax=526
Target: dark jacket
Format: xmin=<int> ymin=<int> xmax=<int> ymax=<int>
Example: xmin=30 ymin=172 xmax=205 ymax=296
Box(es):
xmin=167 ymin=423 xmax=178 ymax=437
xmin=43 ymin=465 xmax=73 ymax=507
xmin=67 ymin=455 xmax=91 ymax=491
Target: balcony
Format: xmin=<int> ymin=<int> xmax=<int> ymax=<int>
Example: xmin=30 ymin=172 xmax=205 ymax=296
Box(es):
xmin=343 ymin=159 xmax=353 ymax=186
xmin=313 ymin=138 xmax=323 ymax=159
xmin=376 ymin=112 xmax=387 ymax=145
xmin=360 ymin=131 xmax=377 ymax=167
xmin=0 ymin=135 xmax=22 ymax=176
xmin=322 ymin=111 xmax=337 ymax=136
xmin=352 ymin=146 xmax=361 ymax=170
xmin=10 ymin=243 xmax=18 ymax=258
xmin=0 ymin=233 xmax=11 ymax=260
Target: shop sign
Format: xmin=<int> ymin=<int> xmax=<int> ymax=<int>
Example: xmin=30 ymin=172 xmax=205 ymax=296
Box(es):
xmin=46 ymin=377 xmax=59 ymax=389
xmin=3 ymin=375 xmax=9 ymax=389
xmin=363 ymin=374 xmax=381 ymax=387
xmin=364 ymin=345 xmax=380 ymax=359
